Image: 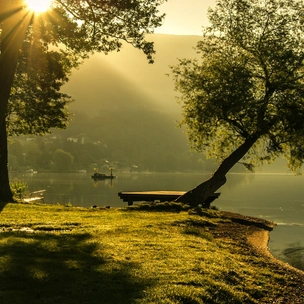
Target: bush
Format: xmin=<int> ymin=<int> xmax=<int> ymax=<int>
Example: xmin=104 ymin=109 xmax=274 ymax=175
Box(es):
xmin=10 ymin=179 xmax=28 ymax=199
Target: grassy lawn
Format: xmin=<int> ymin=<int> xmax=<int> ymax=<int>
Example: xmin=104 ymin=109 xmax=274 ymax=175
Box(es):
xmin=0 ymin=202 xmax=302 ymax=304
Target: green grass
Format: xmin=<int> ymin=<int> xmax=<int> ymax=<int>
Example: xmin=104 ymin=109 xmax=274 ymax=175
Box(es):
xmin=0 ymin=202 xmax=297 ymax=303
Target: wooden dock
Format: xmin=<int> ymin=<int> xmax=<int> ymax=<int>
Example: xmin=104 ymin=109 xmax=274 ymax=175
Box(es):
xmin=118 ymin=190 xmax=220 ymax=206
xmin=23 ymin=190 xmax=46 ymax=203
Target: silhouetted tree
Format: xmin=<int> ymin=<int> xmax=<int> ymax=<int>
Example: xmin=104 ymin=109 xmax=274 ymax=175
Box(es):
xmin=0 ymin=0 xmax=165 ymax=207
xmin=171 ymin=0 xmax=304 ymax=207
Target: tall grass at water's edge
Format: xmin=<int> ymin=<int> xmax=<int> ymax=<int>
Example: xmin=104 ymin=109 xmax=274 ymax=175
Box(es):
xmin=0 ymin=202 xmax=300 ymax=304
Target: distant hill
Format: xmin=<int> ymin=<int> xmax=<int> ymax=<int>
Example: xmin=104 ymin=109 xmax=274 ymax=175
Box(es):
xmin=56 ymin=34 xmax=219 ymax=172
xmin=63 ymin=34 xmax=201 ymax=117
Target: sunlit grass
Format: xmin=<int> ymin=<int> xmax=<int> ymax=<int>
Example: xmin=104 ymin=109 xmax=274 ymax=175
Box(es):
xmin=0 ymin=202 xmax=298 ymax=303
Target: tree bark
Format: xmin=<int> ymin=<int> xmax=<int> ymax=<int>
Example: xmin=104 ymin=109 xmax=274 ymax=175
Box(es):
xmin=0 ymin=2 xmax=30 ymax=206
xmin=0 ymin=2 xmax=26 ymax=128
xmin=0 ymin=122 xmax=13 ymax=207
xmin=175 ymin=136 xmax=259 ymax=207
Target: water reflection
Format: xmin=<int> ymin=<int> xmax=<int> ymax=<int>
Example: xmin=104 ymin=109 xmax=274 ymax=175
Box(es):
xmin=283 ymin=245 xmax=304 ymax=271
xmin=268 ymin=225 xmax=304 ymax=271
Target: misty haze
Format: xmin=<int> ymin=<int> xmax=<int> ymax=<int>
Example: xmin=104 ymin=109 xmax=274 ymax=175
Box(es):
xmin=8 ymin=34 xmax=289 ymax=175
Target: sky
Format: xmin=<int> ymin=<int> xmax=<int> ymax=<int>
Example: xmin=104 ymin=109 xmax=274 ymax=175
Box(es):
xmin=155 ymin=0 xmax=216 ymax=36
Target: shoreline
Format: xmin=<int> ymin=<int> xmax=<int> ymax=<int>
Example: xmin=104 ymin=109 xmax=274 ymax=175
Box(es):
xmin=247 ymin=224 xmax=304 ymax=275
xmin=212 ymin=210 xmax=304 ymax=302
xmin=219 ymin=210 xmax=304 ymax=275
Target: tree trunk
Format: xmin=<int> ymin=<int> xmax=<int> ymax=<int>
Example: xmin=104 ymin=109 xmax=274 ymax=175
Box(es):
xmin=0 ymin=2 xmax=30 ymax=207
xmin=175 ymin=136 xmax=259 ymax=207
xmin=0 ymin=122 xmax=13 ymax=208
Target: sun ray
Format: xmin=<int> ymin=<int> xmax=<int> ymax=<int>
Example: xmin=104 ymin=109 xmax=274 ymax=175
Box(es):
xmin=25 ymin=0 xmax=53 ymax=14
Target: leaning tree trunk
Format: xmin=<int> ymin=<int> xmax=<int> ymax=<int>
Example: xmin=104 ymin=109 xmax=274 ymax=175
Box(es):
xmin=175 ymin=136 xmax=259 ymax=207
xmin=0 ymin=2 xmax=31 ymax=208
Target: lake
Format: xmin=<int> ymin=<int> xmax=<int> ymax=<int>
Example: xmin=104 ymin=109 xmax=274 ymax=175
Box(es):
xmin=9 ymin=172 xmax=304 ymax=271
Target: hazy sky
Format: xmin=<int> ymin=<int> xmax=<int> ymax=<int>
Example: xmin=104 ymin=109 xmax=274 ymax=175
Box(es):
xmin=155 ymin=0 xmax=216 ymax=36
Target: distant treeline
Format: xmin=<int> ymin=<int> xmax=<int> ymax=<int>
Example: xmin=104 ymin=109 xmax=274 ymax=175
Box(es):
xmin=8 ymin=110 xmax=223 ymax=173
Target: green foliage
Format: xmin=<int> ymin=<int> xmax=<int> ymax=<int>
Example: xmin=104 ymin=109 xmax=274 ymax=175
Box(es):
xmin=47 ymin=0 xmax=166 ymax=62
xmin=171 ymin=0 xmax=304 ymax=172
xmin=9 ymin=179 xmax=28 ymax=199
xmin=7 ymin=44 xmax=75 ymax=136
xmin=65 ymin=201 xmax=73 ymax=207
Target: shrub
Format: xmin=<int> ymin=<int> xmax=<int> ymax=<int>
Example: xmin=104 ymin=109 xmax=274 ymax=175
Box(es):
xmin=10 ymin=179 xmax=28 ymax=199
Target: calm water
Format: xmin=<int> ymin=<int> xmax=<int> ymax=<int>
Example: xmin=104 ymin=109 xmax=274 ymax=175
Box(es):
xmin=9 ymin=172 xmax=304 ymax=271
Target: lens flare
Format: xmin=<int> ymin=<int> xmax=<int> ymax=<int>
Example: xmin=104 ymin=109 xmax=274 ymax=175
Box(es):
xmin=25 ymin=0 xmax=53 ymax=13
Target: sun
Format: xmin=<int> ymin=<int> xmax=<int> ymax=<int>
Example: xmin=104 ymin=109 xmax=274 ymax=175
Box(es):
xmin=25 ymin=0 xmax=53 ymax=13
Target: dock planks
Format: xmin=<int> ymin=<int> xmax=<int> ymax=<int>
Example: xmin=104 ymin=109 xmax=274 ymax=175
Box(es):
xmin=118 ymin=190 xmax=220 ymax=206
xmin=23 ymin=190 xmax=46 ymax=203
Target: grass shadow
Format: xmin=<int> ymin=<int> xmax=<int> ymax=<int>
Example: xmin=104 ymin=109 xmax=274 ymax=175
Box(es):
xmin=0 ymin=232 xmax=154 ymax=304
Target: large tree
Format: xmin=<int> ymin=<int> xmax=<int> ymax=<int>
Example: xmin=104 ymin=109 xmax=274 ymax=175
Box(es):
xmin=0 ymin=0 xmax=165 ymax=208
xmin=171 ymin=0 xmax=304 ymax=207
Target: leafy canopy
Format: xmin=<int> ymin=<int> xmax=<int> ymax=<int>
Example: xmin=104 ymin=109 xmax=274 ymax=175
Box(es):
xmin=171 ymin=0 xmax=304 ymax=171
xmin=2 ymin=0 xmax=165 ymax=135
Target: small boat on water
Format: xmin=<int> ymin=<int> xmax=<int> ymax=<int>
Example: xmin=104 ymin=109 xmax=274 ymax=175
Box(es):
xmin=91 ymin=172 xmax=116 ymax=180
